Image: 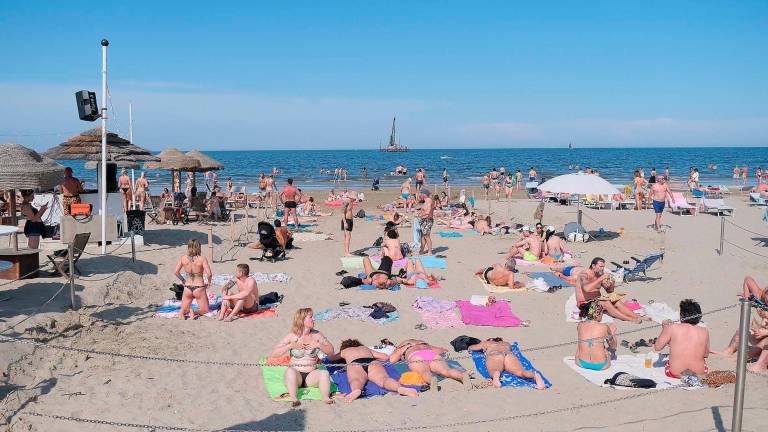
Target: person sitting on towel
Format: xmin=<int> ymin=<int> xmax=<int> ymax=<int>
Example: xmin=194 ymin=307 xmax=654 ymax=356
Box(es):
xmin=505 ymin=225 xmax=542 ymax=261
xmin=217 ymin=263 xmax=259 ymax=321
xmin=270 ymin=308 xmax=335 ymax=407
xmin=653 ymin=299 xmax=710 ymax=378
xmin=715 ymin=277 xmax=768 ymax=374
xmin=468 ymin=338 xmax=546 ymax=389
xmin=361 ymin=255 xmax=398 ymax=290
xmin=381 ymin=228 xmax=404 ymax=261
xmin=327 ymin=339 xmax=419 ymax=402
xmin=474 ymin=258 xmax=523 ymax=289
xmin=576 ymin=257 xmax=646 ymax=323
xmin=575 ymin=300 xmax=617 ymax=371
xmin=389 ymin=339 xmax=471 ymax=390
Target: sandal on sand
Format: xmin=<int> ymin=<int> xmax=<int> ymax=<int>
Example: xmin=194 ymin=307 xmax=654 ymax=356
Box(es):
xmin=414 ymin=323 xmax=427 ymax=330
xmin=335 ymin=270 xmax=348 ymax=276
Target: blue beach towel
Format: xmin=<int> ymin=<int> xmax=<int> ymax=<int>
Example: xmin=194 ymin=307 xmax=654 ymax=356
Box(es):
xmin=286 ymin=223 xmax=316 ymax=229
xmin=417 ymin=256 xmax=447 ymax=269
xmin=438 ymin=231 xmax=464 ymax=238
xmin=326 ymin=362 xmax=423 ymax=398
xmin=359 ymin=284 xmax=401 ymax=291
xmin=470 ymin=343 xmax=552 ymax=389
xmin=528 ymin=272 xmax=574 ymax=288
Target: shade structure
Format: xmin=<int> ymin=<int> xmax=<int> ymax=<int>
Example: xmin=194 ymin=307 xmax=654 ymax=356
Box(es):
xmin=185 ymin=150 xmax=223 ymax=172
xmin=84 ymin=160 xmax=140 ymax=170
xmin=42 ymin=126 xmax=159 ymax=163
xmin=143 ymin=148 xmax=201 ymax=171
xmin=537 ymin=173 xmax=620 ymax=196
xmin=0 ymin=143 xmax=65 ymax=191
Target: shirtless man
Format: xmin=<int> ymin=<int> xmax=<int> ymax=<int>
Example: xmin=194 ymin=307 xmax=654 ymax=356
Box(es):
xmin=528 ymin=167 xmax=537 ymax=182
xmin=60 ymin=167 xmax=84 ymax=216
xmin=650 ymin=175 xmax=672 ymax=231
xmin=653 ymin=299 xmax=709 ymax=377
xmin=280 ymin=178 xmax=301 ymax=228
xmin=506 ymin=226 xmax=542 ymax=262
xmin=576 ymin=257 xmax=645 ymax=323
xmin=468 ymin=338 xmax=546 ymax=389
xmin=341 ymin=197 xmax=354 ymax=256
xmin=418 ymin=190 xmax=435 ymax=255
xmin=118 ymin=168 xmax=132 ymax=212
xmin=475 ymin=258 xmax=523 ymax=290
xmin=414 ymin=169 xmax=425 ymax=197
xmin=550 ymin=263 xmax=585 ymax=284
xmin=218 ymin=263 xmax=259 ymax=321
xmin=381 ymin=229 xmax=404 ymax=261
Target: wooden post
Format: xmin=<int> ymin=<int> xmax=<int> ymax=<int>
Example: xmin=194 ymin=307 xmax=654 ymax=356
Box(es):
xmin=130 ymin=230 xmax=135 ymax=263
xmin=9 ymin=189 xmax=18 ymax=250
xmin=68 ymin=241 xmax=76 ymax=309
xmin=208 ymin=227 xmax=214 ymax=263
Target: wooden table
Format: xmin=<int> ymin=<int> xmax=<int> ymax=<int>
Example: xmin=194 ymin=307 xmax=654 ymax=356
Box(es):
xmin=0 ymin=248 xmax=39 ymax=280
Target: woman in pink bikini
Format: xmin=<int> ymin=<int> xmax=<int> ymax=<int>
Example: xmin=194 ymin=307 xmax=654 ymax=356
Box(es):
xmin=389 ymin=339 xmax=471 ymax=389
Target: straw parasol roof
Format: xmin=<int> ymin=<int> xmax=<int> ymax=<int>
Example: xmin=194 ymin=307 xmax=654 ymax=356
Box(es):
xmin=0 ymin=143 xmax=65 ymax=191
xmin=42 ymin=126 xmax=159 ymax=163
xmin=143 ymin=148 xmax=201 ymax=171
xmin=185 ymin=150 xmax=223 ymax=172
xmin=84 ymin=160 xmax=141 ymax=170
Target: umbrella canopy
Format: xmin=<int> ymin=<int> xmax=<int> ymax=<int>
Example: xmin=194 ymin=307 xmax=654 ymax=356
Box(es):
xmin=185 ymin=150 xmax=223 ymax=172
xmin=537 ymin=173 xmax=620 ymax=196
xmin=0 ymin=143 xmax=65 ymax=191
xmin=143 ymin=148 xmax=200 ymax=171
xmin=42 ymin=126 xmax=159 ymax=163
xmin=84 ymin=160 xmax=141 ymax=170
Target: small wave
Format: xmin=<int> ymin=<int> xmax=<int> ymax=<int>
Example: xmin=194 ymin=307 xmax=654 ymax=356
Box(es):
xmin=440 ymin=156 xmax=453 ymax=159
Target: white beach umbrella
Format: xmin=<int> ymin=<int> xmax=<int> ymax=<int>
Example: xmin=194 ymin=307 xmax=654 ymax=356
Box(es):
xmin=537 ymin=173 xmax=620 ymax=196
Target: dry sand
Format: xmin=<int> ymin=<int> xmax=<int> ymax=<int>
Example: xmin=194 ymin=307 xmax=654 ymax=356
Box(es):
xmin=2 ymin=186 xmax=768 ymax=431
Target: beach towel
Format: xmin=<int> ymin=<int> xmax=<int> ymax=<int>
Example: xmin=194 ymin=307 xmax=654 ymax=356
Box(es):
xmin=528 ymin=272 xmax=574 ymax=288
xmin=154 ymin=292 xmax=221 ymax=318
xmin=455 ymin=300 xmax=525 ymax=327
xmin=315 ymin=306 xmax=399 ymax=325
xmin=293 ymin=232 xmax=332 ymax=242
xmin=327 ymin=362 xmax=424 ymax=398
xmin=413 ymin=296 xmax=456 ymax=312
xmin=286 ymin=222 xmax=316 ymax=229
xmin=414 ymin=309 xmax=464 ymax=329
xmin=370 ymin=256 xmax=409 ymax=268
xmin=211 ymin=272 xmax=291 ymax=287
xmin=416 ymin=256 xmax=447 ymax=269
xmin=340 ymin=256 xmax=365 ymax=269
xmin=477 ymin=277 xmax=527 ymax=294
xmin=438 ymin=231 xmax=463 ymax=238
xmin=260 ymin=356 xmax=338 ymax=401
xmin=471 ymin=344 xmax=552 ymax=389
xmin=562 ymin=354 xmax=692 ymax=390
xmin=402 ymin=280 xmax=441 ymax=289
xmin=564 ymin=294 xmax=614 ymax=323
xmin=358 ymin=283 xmax=401 ymax=291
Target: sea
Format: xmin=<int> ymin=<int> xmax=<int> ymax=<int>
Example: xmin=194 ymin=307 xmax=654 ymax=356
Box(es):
xmin=59 ymin=147 xmax=768 ymax=192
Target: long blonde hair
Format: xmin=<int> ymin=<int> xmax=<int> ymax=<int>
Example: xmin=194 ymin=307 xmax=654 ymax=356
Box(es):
xmin=187 ymin=239 xmax=201 ymax=258
xmin=291 ymin=308 xmax=313 ymax=336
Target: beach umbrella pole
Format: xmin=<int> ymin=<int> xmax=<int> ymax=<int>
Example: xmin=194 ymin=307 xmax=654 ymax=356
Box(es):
xmin=129 ymin=103 xmax=135 ymax=210
xmin=100 ymin=39 xmax=109 ymax=255
xmin=732 ymin=298 xmax=751 ymax=432
xmin=9 ymin=189 xmax=18 ymax=251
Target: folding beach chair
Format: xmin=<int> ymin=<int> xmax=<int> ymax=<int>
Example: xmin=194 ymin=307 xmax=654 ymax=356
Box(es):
xmin=701 ymin=198 xmax=734 ymax=217
xmin=667 ymin=192 xmax=696 ymax=216
xmin=47 ymin=232 xmax=90 ymax=278
xmin=610 ymin=251 xmax=664 ymax=282
xmin=749 ymin=193 xmax=767 ymax=206
xmin=146 ymin=196 xmax=163 ymax=224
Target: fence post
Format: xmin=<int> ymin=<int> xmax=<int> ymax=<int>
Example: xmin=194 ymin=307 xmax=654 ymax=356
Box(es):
xmin=719 ymin=216 xmax=725 ymax=256
xmin=208 ymin=227 xmax=214 ymax=263
xmin=130 ymin=230 xmax=136 ymax=263
xmin=732 ymin=299 xmax=751 ymax=432
xmin=68 ymin=242 xmax=76 ymax=310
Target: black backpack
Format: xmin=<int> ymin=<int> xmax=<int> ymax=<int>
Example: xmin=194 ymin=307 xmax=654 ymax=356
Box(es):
xmin=340 ymin=276 xmax=363 ymax=288
xmin=450 ymin=335 xmax=482 ymax=352
xmin=604 ymin=372 xmax=656 ymax=388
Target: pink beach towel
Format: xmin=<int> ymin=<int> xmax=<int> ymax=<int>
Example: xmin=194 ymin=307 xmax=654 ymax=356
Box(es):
xmin=455 ymin=300 xmax=524 ymax=327
xmin=371 ymin=256 xmax=409 ymax=268
xmin=415 ymin=309 xmax=465 ymax=329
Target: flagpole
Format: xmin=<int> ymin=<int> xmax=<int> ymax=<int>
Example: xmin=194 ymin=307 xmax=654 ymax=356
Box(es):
xmin=100 ymin=39 xmax=109 ymax=255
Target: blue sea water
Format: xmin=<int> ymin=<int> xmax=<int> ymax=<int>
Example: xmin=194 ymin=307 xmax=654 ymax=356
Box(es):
xmin=60 ymin=147 xmax=768 ymax=192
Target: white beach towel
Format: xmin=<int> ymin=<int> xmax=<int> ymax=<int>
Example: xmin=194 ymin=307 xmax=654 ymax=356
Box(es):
xmin=565 ymin=294 xmax=614 ymax=323
xmin=562 ymin=354 xmax=695 ymax=390
xmin=211 ymin=272 xmax=291 ymax=287
xmin=293 ymin=232 xmax=332 ymax=242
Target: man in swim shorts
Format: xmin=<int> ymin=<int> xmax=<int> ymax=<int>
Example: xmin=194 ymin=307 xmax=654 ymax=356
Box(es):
xmin=576 ymin=257 xmax=646 ymax=323
xmin=649 ymin=175 xmax=672 ymax=232
xmin=475 ymin=258 xmax=521 ymax=289
xmin=341 ymin=197 xmax=354 ymax=256
xmin=280 ymin=178 xmax=301 ymax=229
xmin=418 ymin=190 xmax=435 ymax=255
xmin=506 ymin=226 xmax=542 ymax=262
xmin=218 ymin=263 xmax=259 ymax=321
xmin=550 ymin=263 xmax=585 ymax=283
xmin=654 ymin=299 xmax=709 ymax=378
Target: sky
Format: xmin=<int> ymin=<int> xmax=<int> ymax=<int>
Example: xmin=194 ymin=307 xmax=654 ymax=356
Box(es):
xmin=0 ymin=1 xmax=766 ymax=151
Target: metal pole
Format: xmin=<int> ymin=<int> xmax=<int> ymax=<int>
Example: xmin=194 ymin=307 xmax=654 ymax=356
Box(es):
xmin=719 ymin=216 xmax=725 ymax=256
xmin=208 ymin=227 xmax=214 ymax=263
xmin=68 ymin=241 xmax=76 ymax=309
xmin=100 ymin=39 xmax=109 ymax=255
xmin=130 ymin=230 xmax=135 ymax=263
xmin=129 ymin=102 xmax=135 ymax=210
xmin=732 ymin=299 xmax=751 ymax=432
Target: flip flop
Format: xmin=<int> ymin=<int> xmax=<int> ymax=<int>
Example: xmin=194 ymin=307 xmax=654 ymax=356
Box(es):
xmin=339 ymin=301 xmax=350 ymax=307
xmin=414 ymin=323 xmax=427 ymax=330
xmin=335 ymin=270 xmax=348 ymax=276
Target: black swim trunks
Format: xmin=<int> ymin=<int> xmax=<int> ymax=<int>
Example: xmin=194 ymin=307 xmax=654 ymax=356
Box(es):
xmin=284 ymin=201 xmax=297 ymax=209
xmin=341 ymin=218 xmax=354 ymax=231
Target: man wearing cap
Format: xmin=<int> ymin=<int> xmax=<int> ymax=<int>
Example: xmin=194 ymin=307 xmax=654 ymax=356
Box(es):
xmin=475 ymin=258 xmax=523 ymax=289
xmin=418 ymin=189 xmax=435 ymax=255
xmin=506 ymin=225 xmax=543 ymax=262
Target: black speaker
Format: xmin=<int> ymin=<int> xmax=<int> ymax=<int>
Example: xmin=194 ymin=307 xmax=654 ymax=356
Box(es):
xmin=75 ymin=90 xmax=100 ymax=121
xmin=95 ymin=162 xmax=118 ymax=193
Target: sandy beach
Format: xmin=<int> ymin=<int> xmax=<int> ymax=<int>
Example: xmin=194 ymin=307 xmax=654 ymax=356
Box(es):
xmin=2 ymin=186 xmax=768 ymax=432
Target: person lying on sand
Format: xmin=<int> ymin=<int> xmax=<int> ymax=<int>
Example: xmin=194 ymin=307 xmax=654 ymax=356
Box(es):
xmin=714 ymin=277 xmax=768 ymax=374
xmin=475 ymin=258 xmax=523 ymax=289
xmin=576 ymin=257 xmax=647 ymax=323
xmin=389 ymin=339 xmax=471 ymax=390
xmin=174 ymin=239 xmax=212 ymax=320
xmin=468 ymin=338 xmax=546 ymax=389
xmin=361 ymin=255 xmax=398 ymax=290
xmin=506 ymin=226 xmax=542 ymax=261
xmin=399 ymin=257 xmax=438 ymax=287
xmin=575 ymin=300 xmax=617 ymax=371
xmin=550 ymin=263 xmax=584 ymax=285
xmin=218 ymin=263 xmax=259 ymax=321
xmin=474 ymin=215 xmax=495 ymax=235
xmin=270 ymin=308 xmax=335 ymax=407
xmin=654 ymin=299 xmax=710 ymax=378
xmin=327 ymin=339 xmax=419 ymax=402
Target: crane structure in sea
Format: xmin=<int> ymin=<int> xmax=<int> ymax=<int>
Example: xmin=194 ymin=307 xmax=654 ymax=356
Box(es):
xmin=379 ymin=117 xmax=409 ymax=152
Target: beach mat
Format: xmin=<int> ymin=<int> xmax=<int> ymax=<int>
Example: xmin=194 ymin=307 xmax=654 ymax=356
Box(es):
xmin=414 ymin=309 xmax=465 ymax=329
xmin=562 ymin=354 xmax=691 ymax=390
xmin=438 ymin=231 xmax=463 ymax=238
xmin=327 ymin=362 xmax=424 ymax=398
xmin=416 ymin=256 xmax=447 ymax=269
xmin=528 ymin=272 xmax=574 ymax=288
xmin=261 ymin=357 xmax=338 ymax=401
xmin=211 ymin=272 xmax=291 ymax=287
xmin=455 ymin=300 xmax=525 ymax=327
xmin=340 ymin=256 xmax=365 ymax=269
xmin=471 ymin=343 xmax=552 ymax=389
xmin=477 ymin=277 xmax=527 ymax=294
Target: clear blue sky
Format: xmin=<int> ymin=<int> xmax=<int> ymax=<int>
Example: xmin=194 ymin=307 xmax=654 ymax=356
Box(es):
xmin=1 ymin=1 xmax=766 ymax=150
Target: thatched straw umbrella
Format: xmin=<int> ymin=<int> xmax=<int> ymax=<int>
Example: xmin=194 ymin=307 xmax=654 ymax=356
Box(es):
xmin=84 ymin=160 xmax=141 ymax=170
xmin=184 ymin=150 xmax=223 ymax=191
xmin=143 ymin=148 xmax=201 ymax=193
xmin=0 ymin=143 xmax=64 ymax=250
xmin=43 ymin=126 xmax=159 ymax=163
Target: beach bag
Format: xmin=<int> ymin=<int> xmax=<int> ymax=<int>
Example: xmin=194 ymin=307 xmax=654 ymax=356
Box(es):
xmin=371 ymin=302 xmax=396 ymax=313
xmin=258 ymin=291 xmax=281 ymax=306
xmin=604 ymin=372 xmax=656 ymax=389
xmin=71 ymin=203 xmax=92 ymax=217
xmin=355 ymin=209 xmax=366 ymax=218
xmin=340 ymin=276 xmax=363 ymax=288
xmin=169 ymin=283 xmax=184 ymax=301
xmin=450 ymin=335 xmax=481 ymax=352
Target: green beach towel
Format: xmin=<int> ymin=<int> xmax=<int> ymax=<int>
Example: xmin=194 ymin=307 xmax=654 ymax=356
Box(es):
xmin=340 ymin=256 xmax=365 ymax=269
xmin=260 ymin=357 xmax=337 ymax=401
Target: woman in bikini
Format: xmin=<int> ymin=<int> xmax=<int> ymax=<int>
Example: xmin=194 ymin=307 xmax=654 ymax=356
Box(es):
xmin=173 ymin=239 xmax=212 ymax=320
xmin=381 ymin=228 xmax=404 ymax=261
xmin=633 ymin=170 xmax=647 ymax=211
xmin=504 ymin=173 xmax=515 ymax=200
xmin=270 ymin=308 xmax=335 ymax=406
xmin=575 ymin=301 xmax=617 ymax=371
xmin=118 ymin=168 xmax=133 ymax=213
xmin=399 ymin=257 xmax=438 ymax=287
xmin=330 ymin=339 xmax=419 ymax=402
xmin=543 ymin=226 xmax=565 ymax=261
xmin=361 ymin=255 xmax=397 ymax=290
xmin=20 ymin=190 xmax=48 ymax=249
xmin=134 ymin=172 xmax=149 ymax=211
xmin=468 ymin=338 xmax=546 ymax=389
xmin=389 ymin=339 xmax=470 ymax=389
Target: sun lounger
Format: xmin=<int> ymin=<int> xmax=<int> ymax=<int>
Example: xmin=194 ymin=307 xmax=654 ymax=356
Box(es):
xmin=749 ymin=192 xmax=768 ymax=206
xmin=667 ymin=192 xmax=696 ymax=216
xmin=701 ymin=198 xmax=734 ymax=216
